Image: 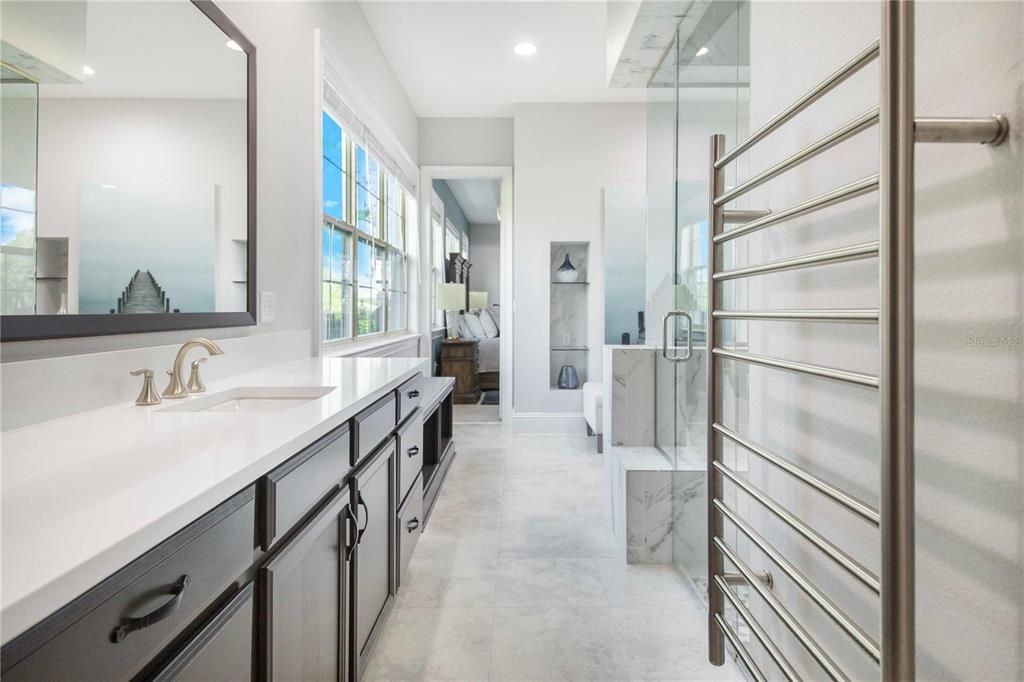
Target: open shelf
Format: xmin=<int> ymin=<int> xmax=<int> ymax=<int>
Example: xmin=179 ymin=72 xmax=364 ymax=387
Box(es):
xmin=550 ymin=241 xmax=589 ymax=389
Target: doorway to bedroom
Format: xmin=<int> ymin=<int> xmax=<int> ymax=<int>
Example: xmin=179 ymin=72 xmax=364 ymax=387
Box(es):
xmin=426 ymin=170 xmax=509 ymax=424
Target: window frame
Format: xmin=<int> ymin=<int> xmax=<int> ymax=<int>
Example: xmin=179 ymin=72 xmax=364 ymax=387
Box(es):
xmin=320 ymin=110 xmax=410 ymax=348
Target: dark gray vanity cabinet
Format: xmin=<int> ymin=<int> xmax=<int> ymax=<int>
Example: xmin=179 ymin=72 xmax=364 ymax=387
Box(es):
xmin=151 ymin=582 xmax=255 ymax=682
xmin=0 ymin=372 xmax=450 ymax=682
xmin=349 ymin=439 xmax=396 ymax=677
xmin=259 ymin=487 xmax=352 ymax=682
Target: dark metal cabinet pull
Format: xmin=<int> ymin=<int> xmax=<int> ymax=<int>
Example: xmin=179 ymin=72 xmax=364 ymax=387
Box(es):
xmin=110 ymin=575 xmax=190 ymax=643
xmin=407 ymin=389 xmax=420 ymax=399
xmin=407 ymin=445 xmax=420 ymax=458
xmin=406 ymin=518 xmax=420 ymax=533
xmin=356 ymin=492 xmax=369 ymax=543
xmin=344 ymin=504 xmax=359 ymax=560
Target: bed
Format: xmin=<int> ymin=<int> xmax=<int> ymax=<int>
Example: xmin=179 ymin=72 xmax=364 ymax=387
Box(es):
xmin=446 ymin=253 xmax=500 ymax=392
xmin=456 ymin=306 xmax=501 ymax=391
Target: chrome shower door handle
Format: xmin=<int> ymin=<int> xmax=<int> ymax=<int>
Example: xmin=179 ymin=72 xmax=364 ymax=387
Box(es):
xmin=662 ymin=310 xmax=693 ymax=362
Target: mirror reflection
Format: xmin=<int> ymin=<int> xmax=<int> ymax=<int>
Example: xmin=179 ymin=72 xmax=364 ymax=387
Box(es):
xmin=0 ymin=0 xmax=248 ymax=317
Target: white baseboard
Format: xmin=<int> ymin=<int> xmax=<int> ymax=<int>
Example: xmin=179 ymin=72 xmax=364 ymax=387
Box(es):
xmin=509 ymin=411 xmax=588 ymax=434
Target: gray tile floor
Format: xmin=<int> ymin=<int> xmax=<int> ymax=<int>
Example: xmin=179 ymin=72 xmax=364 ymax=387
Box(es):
xmin=364 ymin=423 xmax=744 ymax=681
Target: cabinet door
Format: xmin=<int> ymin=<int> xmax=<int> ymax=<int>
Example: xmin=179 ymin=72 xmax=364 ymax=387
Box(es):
xmin=151 ymin=583 xmax=254 ymax=682
xmin=259 ymin=488 xmax=353 ymax=682
xmin=350 ymin=439 xmax=395 ymax=672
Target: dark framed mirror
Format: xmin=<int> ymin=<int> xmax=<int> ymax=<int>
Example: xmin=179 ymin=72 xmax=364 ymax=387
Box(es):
xmin=0 ymin=0 xmax=256 ymax=341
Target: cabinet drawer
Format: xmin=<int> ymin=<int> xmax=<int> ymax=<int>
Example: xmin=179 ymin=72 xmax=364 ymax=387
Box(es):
xmin=396 ymin=374 xmax=422 ymax=425
xmin=2 ymin=489 xmax=255 ymax=682
xmin=260 ymin=423 xmax=350 ymax=550
xmin=151 ymin=583 xmax=254 ymax=682
xmin=397 ymin=411 xmax=423 ymax=509
xmin=353 ymin=393 xmax=397 ymax=465
xmin=396 ymin=476 xmax=423 ymax=588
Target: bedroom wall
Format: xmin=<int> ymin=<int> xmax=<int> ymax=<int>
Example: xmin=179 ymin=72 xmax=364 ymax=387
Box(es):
xmin=469 ymin=222 xmax=500 ymax=305
xmin=432 ymin=178 xmax=469 ymax=244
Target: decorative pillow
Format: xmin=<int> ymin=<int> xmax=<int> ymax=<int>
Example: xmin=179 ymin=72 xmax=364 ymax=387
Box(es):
xmin=463 ymin=312 xmax=486 ymax=338
xmin=457 ymin=315 xmax=474 ymax=339
xmin=478 ymin=307 xmax=499 ymax=338
xmin=487 ymin=305 xmax=501 ymax=332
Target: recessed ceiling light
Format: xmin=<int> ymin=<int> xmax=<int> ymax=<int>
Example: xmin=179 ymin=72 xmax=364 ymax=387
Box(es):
xmin=695 ymin=46 xmax=709 ymax=57
xmin=226 ymin=39 xmax=243 ymax=52
xmin=514 ymin=42 xmax=537 ymax=57
xmin=100 ymin=184 xmax=117 ymax=189
xmin=82 ymin=65 xmax=95 ymax=76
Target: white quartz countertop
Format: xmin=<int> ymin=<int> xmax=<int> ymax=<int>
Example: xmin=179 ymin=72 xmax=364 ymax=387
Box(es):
xmin=0 ymin=355 xmax=429 ymax=644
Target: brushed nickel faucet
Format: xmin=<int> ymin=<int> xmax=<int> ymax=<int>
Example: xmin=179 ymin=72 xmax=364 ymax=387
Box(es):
xmin=130 ymin=369 xmax=162 ymax=406
xmin=163 ymin=338 xmax=224 ymax=399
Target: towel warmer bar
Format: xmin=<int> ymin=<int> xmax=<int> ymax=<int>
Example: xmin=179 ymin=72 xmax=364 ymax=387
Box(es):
xmin=704 ymin=2 xmax=1010 ymax=680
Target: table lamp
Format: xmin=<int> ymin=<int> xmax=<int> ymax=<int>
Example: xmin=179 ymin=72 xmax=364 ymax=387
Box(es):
xmin=437 ymin=282 xmax=466 ymax=340
xmin=469 ymin=291 xmax=488 ymax=311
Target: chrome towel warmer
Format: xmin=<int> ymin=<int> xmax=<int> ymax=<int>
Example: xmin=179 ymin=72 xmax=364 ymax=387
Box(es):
xmin=705 ymin=2 xmax=1010 ymax=680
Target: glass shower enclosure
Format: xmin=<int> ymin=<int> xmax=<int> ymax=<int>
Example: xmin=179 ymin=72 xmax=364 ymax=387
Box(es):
xmin=647 ymin=1 xmax=750 ymax=594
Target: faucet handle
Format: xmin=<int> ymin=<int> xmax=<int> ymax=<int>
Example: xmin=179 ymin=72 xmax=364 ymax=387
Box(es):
xmin=187 ymin=357 xmax=208 ymax=394
xmin=130 ymin=369 xmax=162 ymax=406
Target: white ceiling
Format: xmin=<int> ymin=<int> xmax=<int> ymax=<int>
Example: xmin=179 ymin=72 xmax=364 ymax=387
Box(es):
xmin=359 ymin=1 xmax=655 ymax=117
xmin=38 ymin=1 xmax=246 ymax=100
xmin=445 ymin=178 xmax=501 ymax=224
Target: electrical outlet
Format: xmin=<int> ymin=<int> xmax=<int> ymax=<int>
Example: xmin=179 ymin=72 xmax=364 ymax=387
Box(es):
xmin=260 ymin=291 xmax=275 ymax=323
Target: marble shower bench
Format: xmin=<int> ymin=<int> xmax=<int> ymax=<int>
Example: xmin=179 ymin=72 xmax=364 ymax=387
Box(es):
xmin=603 ymin=446 xmax=706 ymax=569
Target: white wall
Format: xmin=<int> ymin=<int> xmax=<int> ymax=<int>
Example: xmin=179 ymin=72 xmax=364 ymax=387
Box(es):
xmin=513 ymin=103 xmax=646 ymax=419
xmin=418 ymin=117 xmax=513 ymax=166
xmin=740 ymin=2 xmax=1022 ymax=679
xmin=1 ymin=1 xmax=419 ymax=425
xmin=468 ymin=223 xmax=500 ymax=305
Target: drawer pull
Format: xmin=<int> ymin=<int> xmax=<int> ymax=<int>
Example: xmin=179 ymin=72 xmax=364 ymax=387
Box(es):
xmin=406 ymin=518 xmax=420 ymax=533
xmin=356 ymin=492 xmax=370 ymax=543
xmin=407 ymin=389 xmax=420 ymax=399
xmin=345 ymin=504 xmax=359 ymax=560
xmin=110 ymin=575 xmax=190 ymax=643
xmin=407 ymin=445 xmax=420 ymax=458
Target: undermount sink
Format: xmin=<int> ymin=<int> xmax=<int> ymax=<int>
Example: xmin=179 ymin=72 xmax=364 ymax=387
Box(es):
xmin=160 ymin=386 xmax=336 ymax=413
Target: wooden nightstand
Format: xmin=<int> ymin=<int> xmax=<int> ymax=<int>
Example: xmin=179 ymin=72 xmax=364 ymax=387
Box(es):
xmin=439 ymin=339 xmax=481 ymax=404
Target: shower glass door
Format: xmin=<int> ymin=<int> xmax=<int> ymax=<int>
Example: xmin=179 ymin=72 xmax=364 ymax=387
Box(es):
xmin=650 ymin=1 xmax=750 ymax=593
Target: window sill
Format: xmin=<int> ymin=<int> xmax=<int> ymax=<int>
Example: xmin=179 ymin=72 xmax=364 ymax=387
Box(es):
xmin=323 ymin=331 xmax=421 ymax=358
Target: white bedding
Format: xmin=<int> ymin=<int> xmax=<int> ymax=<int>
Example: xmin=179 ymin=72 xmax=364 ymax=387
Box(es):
xmin=477 ymin=337 xmax=501 ymax=373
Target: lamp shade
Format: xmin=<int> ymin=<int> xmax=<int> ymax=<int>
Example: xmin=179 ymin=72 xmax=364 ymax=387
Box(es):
xmin=436 ymin=283 xmax=466 ymax=312
xmin=469 ymin=291 xmax=489 ymax=310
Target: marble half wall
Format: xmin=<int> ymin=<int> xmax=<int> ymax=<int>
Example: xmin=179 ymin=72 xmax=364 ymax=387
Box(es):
xmin=602 ymin=345 xmax=656 ymax=447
